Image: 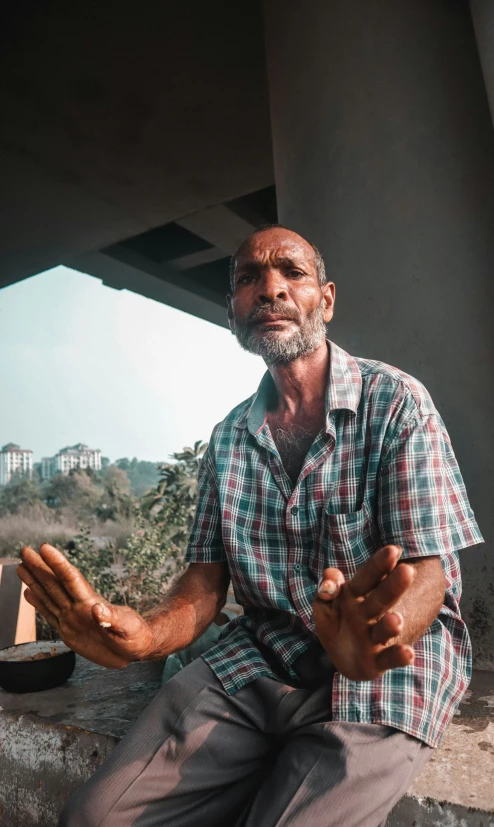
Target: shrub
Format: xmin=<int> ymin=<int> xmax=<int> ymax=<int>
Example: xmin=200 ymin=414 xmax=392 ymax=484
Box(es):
xmin=35 ymin=442 xmax=206 ymax=638
xmin=0 ymin=509 xmax=75 ymax=559
xmin=37 ymin=520 xmax=187 ymax=640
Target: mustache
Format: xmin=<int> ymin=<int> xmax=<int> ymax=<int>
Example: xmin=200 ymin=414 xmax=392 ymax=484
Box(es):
xmin=246 ymin=301 xmax=301 ymax=326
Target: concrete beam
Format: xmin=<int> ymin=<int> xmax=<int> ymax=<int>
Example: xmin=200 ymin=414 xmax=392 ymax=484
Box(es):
xmin=168 ymin=246 xmax=227 ymax=271
xmin=176 ymin=205 xmax=256 ymax=254
xmin=0 ymin=146 xmax=147 ymax=291
xmin=66 ymin=249 xmax=229 ymax=329
xmin=64 ymin=201 xmax=258 ymax=326
xmin=0 ymin=2 xmax=273 ymax=289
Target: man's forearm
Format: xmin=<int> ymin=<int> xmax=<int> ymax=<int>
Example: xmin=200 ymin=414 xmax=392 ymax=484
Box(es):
xmin=140 ymin=561 xmax=230 ymax=660
xmin=392 ymin=556 xmax=445 ymax=645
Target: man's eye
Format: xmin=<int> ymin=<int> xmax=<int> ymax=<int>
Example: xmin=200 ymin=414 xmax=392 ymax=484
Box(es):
xmin=237 ymin=274 xmax=254 ymax=284
xmin=288 ymin=270 xmax=304 ymax=278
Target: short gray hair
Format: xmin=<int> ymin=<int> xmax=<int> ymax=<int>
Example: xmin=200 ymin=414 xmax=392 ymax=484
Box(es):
xmin=229 ymin=224 xmax=327 ymax=291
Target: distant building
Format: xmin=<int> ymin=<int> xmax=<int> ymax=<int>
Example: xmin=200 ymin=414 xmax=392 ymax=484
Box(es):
xmin=0 ymin=443 xmax=33 ymax=485
xmin=41 ymin=443 xmax=102 ymax=479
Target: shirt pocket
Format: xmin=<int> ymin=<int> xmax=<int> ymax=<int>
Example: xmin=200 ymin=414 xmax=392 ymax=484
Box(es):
xmin=310 ymin=503 xmax=374 ymax=580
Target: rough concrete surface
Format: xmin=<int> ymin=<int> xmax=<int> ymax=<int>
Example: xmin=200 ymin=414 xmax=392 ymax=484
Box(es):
xmin=0 ymin=657 xmax=163 ymax=827
xmin=407 ymin=672 xmax=494 ymax=812
xmin=386 ymin=670 xmax=494 ymax=826
xmin=0 ymin=660 xmax=493 ymax=826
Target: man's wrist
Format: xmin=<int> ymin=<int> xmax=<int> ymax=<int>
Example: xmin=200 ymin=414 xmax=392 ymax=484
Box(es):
xmin=135 ymin=611 xmax=173 ymax=661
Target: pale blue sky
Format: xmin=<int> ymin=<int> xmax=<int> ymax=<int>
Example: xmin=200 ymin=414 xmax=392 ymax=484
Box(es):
xmin=0 ymin=266 xmax=266 ymax=463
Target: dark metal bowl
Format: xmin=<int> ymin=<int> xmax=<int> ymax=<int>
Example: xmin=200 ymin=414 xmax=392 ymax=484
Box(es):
xmin=0 ymin=641 xmax=76 ymax=693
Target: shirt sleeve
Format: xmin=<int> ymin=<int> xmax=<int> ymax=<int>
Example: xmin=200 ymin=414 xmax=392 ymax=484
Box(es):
xmin=377 ymin=412 xmax=484 ymax=559
xmin=185 ymin=449 xmax=226 ymax=564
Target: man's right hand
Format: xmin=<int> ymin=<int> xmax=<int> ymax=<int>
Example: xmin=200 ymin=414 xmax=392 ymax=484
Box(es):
xmin=17 ymin=544 xmax=156 ymax=668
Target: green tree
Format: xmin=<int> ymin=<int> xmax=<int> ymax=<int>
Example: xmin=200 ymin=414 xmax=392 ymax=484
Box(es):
xmin=140 ymin=441 xmax=207 ymax=549
xmin=43 ymin=470 xmax=101 ymax=521
xmin=112 ymin=516 xmax=186 ymax=612
xmin=0 ymin=479 xmax=43 ymax=517
xmin=7 ymin=467 xmax=32 ymax=485
xmin=39 ymin=516 xmax=188 ymax=640
xmin=27 ymin=441 xmax=207 ymax=640
xmin=65 ymin=526 xmax=119 ymax=599
xmin=115 ymin=458 xmax=161 ymax=497
xmin=96 ymin=466 xmax=135 ymax=521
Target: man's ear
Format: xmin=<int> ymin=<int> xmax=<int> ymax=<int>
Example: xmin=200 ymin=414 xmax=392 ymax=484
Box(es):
xmin=322 ymin=282 xmax=336 ymax=324
xmin=226 ymin=294 xmax=235 ymax=332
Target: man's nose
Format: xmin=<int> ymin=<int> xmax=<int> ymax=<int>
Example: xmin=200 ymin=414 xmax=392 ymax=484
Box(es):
xmin=256 ymin=271 xmax=289 ymax=304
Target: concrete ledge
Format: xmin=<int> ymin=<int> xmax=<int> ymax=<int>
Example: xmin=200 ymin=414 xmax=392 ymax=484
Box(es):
xmin=389 ymin=670 xmax=494 ymax=826
xmin=0 ymin=662 xmax=493 ymax=826
xmin=0 ymin=658 xmax=163 ymax=827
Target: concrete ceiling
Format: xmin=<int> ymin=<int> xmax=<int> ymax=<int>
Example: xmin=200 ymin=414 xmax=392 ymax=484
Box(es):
xmin=0 ymin=1 xmax=275 ymax=303
xmin=68 ymin=185 xmax=278 ymax=327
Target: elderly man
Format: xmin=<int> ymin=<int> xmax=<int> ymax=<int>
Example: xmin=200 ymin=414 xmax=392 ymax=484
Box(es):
xmin=18 ymin=226 xmax=482 ymax=827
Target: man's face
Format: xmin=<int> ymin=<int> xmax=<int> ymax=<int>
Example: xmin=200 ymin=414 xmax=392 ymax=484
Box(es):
xmin=227 ymin=228 xmax=335 ymax=365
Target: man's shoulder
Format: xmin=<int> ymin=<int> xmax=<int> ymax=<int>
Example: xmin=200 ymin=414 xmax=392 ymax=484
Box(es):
xmin=209 ymin=394 xmax=255 ymax=444
xmin=354 ymin=355 xmax=437 ymax=418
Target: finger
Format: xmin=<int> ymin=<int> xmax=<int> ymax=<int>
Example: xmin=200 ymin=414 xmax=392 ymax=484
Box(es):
xmin=362 ymin=563 xmax=415 ymax=620
xmin=20 ymin=547 xmax=72 ymax=610
xmin=347 ymin=545 xmax=402 ymax=598
xmin=24 ymin=588 xmax=59 ymax=629
xmin=317 ymin=568 xmax=345 ymax=602
xmin=39 ymin=544 xmax=96 ymax=602
xmin=375 ymin=643 xmax=414 ymax=673
xmin=17 ymin=564 xmax=61 ymax=618
xmin=371 ymin=611 xmax=403 ymax=645
xmin=92 ymin=603 xmax=132 ymax=640
xmin=312 ymin=596 xmax=339 ymax=644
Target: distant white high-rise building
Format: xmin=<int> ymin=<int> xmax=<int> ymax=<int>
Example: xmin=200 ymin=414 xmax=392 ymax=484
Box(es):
xmin=41 ymin=443 xmax=102 ymax=479
xmin=0 ymin=443 xmax=33 ymax=485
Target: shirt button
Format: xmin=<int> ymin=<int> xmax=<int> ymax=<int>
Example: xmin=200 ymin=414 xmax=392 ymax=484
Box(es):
xmin=293 ymin=563 xmax=302 ymax=572
xmin=290 ymin=506 xmax=299 ymax=516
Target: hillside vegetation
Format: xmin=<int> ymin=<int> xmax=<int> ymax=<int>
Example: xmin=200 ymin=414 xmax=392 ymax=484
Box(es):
xmin=0 ymin=443 xmax=207 ymax=637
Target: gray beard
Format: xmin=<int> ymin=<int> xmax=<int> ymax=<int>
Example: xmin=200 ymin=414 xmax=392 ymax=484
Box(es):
xmin=234 ymin=301 xmax=327 ymax=365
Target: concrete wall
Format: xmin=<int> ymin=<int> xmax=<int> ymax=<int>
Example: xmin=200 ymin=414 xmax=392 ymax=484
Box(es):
xmin=471 ymin=0 xmax=494 ymax=126
xmin=264 ymin=0 xmax=494 ymax=663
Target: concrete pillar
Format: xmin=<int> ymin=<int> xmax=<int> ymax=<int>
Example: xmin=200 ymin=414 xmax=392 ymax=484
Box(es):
xmin=264 ymin=0 xmax=494 ymax=663
xmin=471 ymin=0 xmax=494 ymax=126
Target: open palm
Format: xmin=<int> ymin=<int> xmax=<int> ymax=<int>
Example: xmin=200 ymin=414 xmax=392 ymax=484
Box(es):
xmin=313 ymin=545 xmax=415 ymax=681
xmin=17 ymin=544 xmax=154 ymax=668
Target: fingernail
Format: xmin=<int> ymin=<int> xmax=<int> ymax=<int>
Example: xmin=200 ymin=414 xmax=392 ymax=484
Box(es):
xmin=388 ymin=611 xmax=403 ymax=627
xmin=318 ymin=581 xmax=337 ymax=596
xmin=97 ymin=604 xmax=110 ymax=617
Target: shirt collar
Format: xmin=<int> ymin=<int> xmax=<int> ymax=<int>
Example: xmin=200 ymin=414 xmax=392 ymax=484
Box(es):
xmin=234 ymin=340 xmax=362 ymax=435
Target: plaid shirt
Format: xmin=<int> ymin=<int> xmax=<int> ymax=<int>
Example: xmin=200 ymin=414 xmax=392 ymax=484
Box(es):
xmin=186 ymin=340 xmax=483 ymax=747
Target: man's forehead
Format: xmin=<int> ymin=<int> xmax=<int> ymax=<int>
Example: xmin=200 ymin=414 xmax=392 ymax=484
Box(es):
xmin=235 ymin=229 xmax=316 ymax=266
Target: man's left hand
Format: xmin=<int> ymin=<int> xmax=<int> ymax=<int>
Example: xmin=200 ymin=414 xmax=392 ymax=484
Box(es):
xmin=313 ymin=545 xmax=416 ymax=681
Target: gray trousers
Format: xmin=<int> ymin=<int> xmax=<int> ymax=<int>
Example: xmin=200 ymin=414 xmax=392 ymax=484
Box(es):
xmin=59 ymin=657 xmax=431 ymax=827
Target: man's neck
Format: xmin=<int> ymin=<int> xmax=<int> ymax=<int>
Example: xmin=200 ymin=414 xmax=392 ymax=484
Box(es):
xmin=266 ymin=340 xmax=329 ymax=421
